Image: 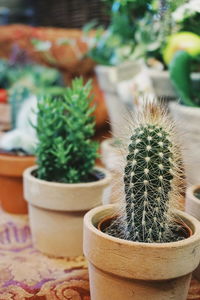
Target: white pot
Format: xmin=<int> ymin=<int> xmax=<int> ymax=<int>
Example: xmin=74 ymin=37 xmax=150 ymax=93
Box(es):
xmin=101 ymin=138 xmax=124 ymax=204
xmin=23 ymin=165 xmax=112 ymax=258
xmin=84 ymin=204 xmax=200 ymax=300
xmin=148 ymin=68 xmax=200 ymax=99
xmin=186 ymin=185 xmax=200 ymax=280
xmin=95 ymin=61 xmax=142 ymax=136
xmin=169 ymin=102 xmax=200 ymax=185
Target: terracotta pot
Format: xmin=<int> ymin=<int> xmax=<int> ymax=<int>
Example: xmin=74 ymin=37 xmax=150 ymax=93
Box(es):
xmin=148 ymin=68 xmax=200 ymax=99
xmin=101 ymin=138 xmax=124 ymax=204
xmin=95 ymin=61 xmax=142 ymax=136
xmin=23 ymin=165 xmax=112 ymax=258
xmin=169 ymin=102 xmax=200 ymax=185
xmin=84 ymin=204 xmax=200 ymax=300
xmin=186 ymin=185 xmax=200 ymax=280
xmin=0 ymin=153 xmax=35 ymax=214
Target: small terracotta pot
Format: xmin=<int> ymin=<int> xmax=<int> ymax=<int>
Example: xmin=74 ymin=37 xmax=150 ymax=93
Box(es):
xmin=23 ymin=165 xmax=112 ymax=258
xmin=0 ymin=153 xmax=35 ymax=214
xmin=186 ymin=185 xmax=200 ymax=280
xmin=84 ymin=204 xmax=200 ymax=300
xmin=101 ymin=138 xmax=124 ymax=204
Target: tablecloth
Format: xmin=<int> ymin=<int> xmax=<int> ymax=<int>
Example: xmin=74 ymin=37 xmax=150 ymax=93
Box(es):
xmin=0 ymin=209 xmax=199 ymax=300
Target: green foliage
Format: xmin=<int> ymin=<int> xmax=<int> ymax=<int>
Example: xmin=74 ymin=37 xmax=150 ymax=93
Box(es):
xmin=0 ymin=59 xmax=62 ymax=90
xmin=169 ymin=51 xmax=200 ymax=107
xmin=86 ymin=0 xmax=152 ymax=65
xmin=35 ymin=78 xmax=99 ymax=183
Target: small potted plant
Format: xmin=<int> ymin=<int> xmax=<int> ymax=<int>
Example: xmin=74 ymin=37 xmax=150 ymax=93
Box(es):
xmin=23 ymin=78 xmax=111 ymax=258
xmin=84 ymin=103 xmax=200 ymax=300
xmin=169 ymin=46 xmax=200 ymax=185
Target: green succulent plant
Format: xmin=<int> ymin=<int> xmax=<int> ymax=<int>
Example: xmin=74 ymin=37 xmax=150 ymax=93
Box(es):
xmin=35 ymin=78 xmax=99 ymax=183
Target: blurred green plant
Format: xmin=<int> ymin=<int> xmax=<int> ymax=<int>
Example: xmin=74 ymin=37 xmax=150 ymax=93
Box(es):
xmin=35 ymin=78 xmax=99 ymax=183
xmin=131 ymin=0 xmax=200 ymax=66
xmin=170 ymin=50 xmax=200 ymax=107
xmin=85 ymin=0 xmax=153 ymax=66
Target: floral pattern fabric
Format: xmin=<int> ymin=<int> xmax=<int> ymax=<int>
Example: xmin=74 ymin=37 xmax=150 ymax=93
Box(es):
xmin=0 ymin=210 xmax=198 ymax=299
xmin=0 ymin=211 xmax=89 ymax=299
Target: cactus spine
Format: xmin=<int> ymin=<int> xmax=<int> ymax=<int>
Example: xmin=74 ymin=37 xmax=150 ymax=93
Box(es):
xmin=123 ymin=104 xmax=183 ymax=243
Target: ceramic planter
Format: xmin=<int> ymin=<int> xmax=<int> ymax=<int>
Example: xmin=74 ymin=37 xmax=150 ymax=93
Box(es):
xmin=169 ymin=102 xmax=200 ymax=185
xmin=186 ymin=185 xmax=200 ymax=280
xmin=84 ymin=204 xmax=200 ymax=300
xmin=95 ymin=61 xmax=142 ymax=136
xmin=148 ymin=68 xmax=200 ymax=100
xmin=0 ymin=153 xmax=35 ymax=214
xmin=23 ymin=165 xmax=111 ymax=258
xmin=101 ymin=138 xmax=124 ymax=204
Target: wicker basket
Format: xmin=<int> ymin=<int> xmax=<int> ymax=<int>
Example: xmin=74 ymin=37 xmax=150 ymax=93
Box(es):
xmin=34 ymin=0 xmax=109 ymax=28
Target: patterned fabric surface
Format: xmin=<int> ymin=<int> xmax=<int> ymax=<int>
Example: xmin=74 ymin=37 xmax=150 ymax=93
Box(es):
xmin=0 ymin=211 xmax=89 ymax=299
xmin=0 ymin=209 xmax=199 ymax=300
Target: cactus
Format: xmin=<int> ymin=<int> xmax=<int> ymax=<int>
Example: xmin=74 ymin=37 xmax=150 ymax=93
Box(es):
xmin=107 ymin=103 xmax=184 ymax=243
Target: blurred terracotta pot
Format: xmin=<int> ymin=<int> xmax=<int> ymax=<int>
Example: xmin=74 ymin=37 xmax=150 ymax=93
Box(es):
xmin=84 ymin=204 xmax=200 ymax=300
xmin=23 ymin=165 xmax=111 ymax=258
xmin=0 ymin=153 xmax=35 ymax=214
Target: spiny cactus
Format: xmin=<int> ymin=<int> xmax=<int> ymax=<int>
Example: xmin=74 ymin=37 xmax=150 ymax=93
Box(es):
xmin=123 ymin=104 xmax=183 ymax=243
xmin=106 ymin=103 xmax=184 ymax=243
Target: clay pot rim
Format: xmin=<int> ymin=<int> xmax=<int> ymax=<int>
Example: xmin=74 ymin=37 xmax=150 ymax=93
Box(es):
xmin=95 ymin=60 xmax=141 ymax=72
xmin=187 ymin=185 xmax=200 ymax=205
xmin=170 ymin=101 xmax=200 ymax=114
xmin=85 ymin=204 xmax=200 ymax=249
xmin=147 ymin=66 xmax=200 ymax=77
xmin=0 ymin=153 xmax=35 ymax=162
xmin=24 ymin=165 xmax=112 ymax=188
